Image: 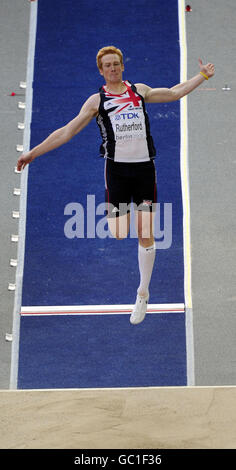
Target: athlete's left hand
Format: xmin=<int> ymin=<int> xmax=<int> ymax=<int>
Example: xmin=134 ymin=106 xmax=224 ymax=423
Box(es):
xmin=198 ymin=58 xmax=215 ymax=78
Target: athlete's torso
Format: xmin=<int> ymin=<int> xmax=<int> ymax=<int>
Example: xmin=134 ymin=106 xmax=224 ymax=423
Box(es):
xmin=96 ymin=80 xmax=156 ymax=163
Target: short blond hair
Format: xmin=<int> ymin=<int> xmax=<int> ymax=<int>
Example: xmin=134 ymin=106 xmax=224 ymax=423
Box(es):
xmin=96 ymin=46 xmax=124 ymax=71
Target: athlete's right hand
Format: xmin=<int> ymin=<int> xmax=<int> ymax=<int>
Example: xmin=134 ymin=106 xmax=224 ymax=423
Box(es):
xmin=17 ymin=152 xmax=35 ymax=171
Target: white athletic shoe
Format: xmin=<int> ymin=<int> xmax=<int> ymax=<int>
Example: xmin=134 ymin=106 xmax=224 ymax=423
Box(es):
xmin=130 ymin=293 xmax=149 ymax=325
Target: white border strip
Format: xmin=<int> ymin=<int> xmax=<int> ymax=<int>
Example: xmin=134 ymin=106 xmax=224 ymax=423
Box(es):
xmin=2 ymin=385 xmax=235 ymax=393
xmin=178 ymin=0 xmax=195 ymax=386
xmin=9 ymin=1 xmax=38 ymax=390
xmin=21 ymin=303 xmax=185 ymax=316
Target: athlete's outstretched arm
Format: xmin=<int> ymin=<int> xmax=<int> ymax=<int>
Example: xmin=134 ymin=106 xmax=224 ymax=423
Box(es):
xmin=136 ymin=59 xmax=215 ymax=103
xmin=17 ymin=93 xmax=99 ymax=171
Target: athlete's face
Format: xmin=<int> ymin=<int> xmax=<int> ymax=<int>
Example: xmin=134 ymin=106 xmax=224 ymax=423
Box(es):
xmin=99 ymin=54 xmax=124 ymax=83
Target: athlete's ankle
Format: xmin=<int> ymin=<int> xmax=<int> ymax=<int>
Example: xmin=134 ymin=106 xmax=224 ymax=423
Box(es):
xmin=137 ymin=288 xmax=149 ymax=298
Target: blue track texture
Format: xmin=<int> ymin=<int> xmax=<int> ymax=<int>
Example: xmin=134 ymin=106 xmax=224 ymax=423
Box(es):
xmin=18 ymin=0 xmax=187 ymax=388
xmin=18 ymin=314 xmax=186 ymax=389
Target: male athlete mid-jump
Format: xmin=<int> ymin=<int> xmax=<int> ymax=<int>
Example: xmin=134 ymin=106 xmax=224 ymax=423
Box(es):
xmin=17 ymin=46 xmax=215 ymax=324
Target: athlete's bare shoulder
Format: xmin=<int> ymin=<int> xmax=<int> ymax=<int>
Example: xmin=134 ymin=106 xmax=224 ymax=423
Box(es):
xmin=87 ymin=92 xmax=100 ymax=104
xmin=85 ymin=93 xmax=100 ymax=108
xmin=135 ymin=83 xmax=151 ymax=100
xmin=81 ymin=93 xmax=100 ymax=118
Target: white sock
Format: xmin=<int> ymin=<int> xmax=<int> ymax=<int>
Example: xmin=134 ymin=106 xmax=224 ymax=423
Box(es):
xmin=137 ymin=243 xmax=156 ymax=297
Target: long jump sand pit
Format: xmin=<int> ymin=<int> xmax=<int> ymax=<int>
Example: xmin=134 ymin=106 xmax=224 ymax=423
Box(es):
xmin=0 ymin=386 xmax=236 ymax=449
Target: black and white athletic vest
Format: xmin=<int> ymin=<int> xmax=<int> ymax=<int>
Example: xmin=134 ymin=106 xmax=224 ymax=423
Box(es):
xmin=96 ymin=80 xmax=156 ymax=162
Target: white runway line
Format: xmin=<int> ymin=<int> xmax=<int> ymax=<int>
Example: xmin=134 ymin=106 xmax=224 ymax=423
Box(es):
xmin=10 ymin=0 xmax=38 ymax=390
xmin=178 ymin=0 xmax=195 ymax=386
xmin=20 ymin=303 xmax=185 ymax=316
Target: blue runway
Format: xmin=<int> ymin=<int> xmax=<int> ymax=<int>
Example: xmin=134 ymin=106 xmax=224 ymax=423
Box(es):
xmin=17 ymin=0 xmax=188 ymax=389
xmin=18 ymin=314 xmax=186 ymax=389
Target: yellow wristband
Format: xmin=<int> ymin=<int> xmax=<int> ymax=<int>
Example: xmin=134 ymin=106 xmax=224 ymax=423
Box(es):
xmin=200 ymin=71 xmax=209 ymax=80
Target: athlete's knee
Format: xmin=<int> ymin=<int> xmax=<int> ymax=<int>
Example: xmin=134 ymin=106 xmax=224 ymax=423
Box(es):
xmin=137 ymin=221 xmax=153 ymax=242
xmin=138 ymin=234 xmax=155 ymax=248
xmin=136 ymin=208 xmax=155 ymax=240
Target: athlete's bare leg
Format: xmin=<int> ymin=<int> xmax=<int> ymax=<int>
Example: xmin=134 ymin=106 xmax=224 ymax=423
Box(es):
xmin=107 ymin=209 xmax=155 ymax=324
xmin=107 ymin=213 xmax=130 ymax=240
xmin=135 ymin=210 xmax=155 ymax=248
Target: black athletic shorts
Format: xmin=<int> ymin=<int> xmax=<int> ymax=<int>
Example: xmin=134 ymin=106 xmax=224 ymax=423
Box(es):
xmin=104 ymin=158 xmax=157 ymax=218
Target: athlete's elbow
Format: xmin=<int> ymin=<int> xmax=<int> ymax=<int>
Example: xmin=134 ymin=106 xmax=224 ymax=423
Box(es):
xmin=169 ymin=88 xmax=181 ymax=101
xmin=60 ymin=125 xmax=75 ymax=143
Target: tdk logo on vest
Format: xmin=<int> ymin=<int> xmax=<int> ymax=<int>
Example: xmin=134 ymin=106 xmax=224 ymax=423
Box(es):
xmin=115 ymin=112 xmax=139 ymax=120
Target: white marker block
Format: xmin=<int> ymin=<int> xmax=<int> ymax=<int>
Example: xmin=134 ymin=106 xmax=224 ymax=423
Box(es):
xmin=8 ymin=283 xmax=16 ymax=291
xmin=5 ymin=333 xmax=13 ymax=342
xmin=10 ymin=259 xmax=18 ymax=267
xmin=11 ymin=234 xmax=19 ymax=242
xmin=18 ymin=102 xmax=26 ymax=109
xmin=13 ymin=188 xmax=21 ymax=196
xmin=222 ymin=84 xmax=231 ymax=91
